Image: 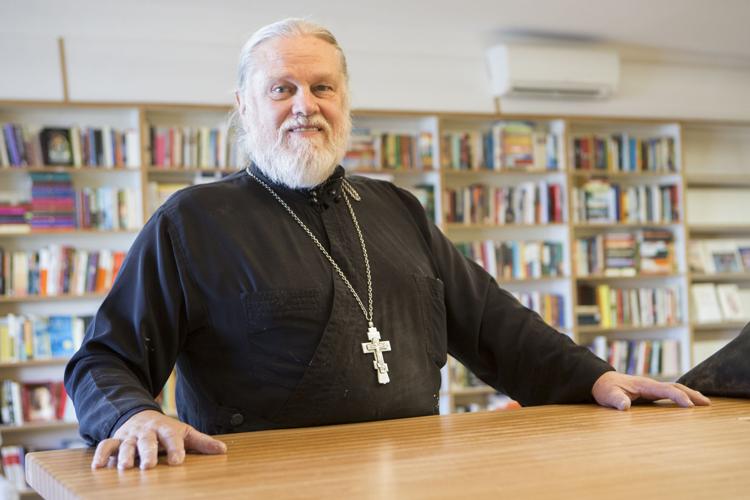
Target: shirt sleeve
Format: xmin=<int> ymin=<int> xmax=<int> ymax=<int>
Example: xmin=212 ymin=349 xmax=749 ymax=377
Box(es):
xmin=393 ymin=187 xmax=614 ymax=406
xmin=64 ymin=207 xmax=202 ymax=444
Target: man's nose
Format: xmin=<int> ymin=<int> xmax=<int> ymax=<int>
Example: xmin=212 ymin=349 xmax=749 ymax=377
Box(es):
xmin=291 ymin=88 xmax=319 ymax=116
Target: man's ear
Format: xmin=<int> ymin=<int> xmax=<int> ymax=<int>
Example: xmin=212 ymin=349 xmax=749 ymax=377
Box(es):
xmin=234 ymin=90 xmax=243 ymax=112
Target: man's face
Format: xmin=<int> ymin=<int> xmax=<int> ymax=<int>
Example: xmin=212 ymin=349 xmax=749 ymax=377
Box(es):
xmin=238 ymin=35 xmax=351 ymax=189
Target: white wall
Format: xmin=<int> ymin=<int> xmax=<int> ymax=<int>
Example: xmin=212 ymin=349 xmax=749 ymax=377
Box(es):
xmin=1 ymin=0 xmax=750 ymax=119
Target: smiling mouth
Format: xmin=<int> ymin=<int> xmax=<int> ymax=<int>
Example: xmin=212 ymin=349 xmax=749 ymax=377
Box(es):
xmin=288 ymin=126 xmax=323 ymax=133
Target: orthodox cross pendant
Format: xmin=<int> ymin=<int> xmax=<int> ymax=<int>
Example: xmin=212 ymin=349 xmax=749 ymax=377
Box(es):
xmin=361 ymin=323 xmax=392 ymax=384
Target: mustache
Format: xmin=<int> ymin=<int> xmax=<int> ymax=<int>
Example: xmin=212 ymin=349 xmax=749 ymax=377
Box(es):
xmin=282 ymin=116 xmax=332 ymax=133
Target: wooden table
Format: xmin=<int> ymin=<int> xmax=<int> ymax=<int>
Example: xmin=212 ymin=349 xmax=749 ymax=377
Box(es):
xmin=26 ymin=398 xmax=750 ymax=499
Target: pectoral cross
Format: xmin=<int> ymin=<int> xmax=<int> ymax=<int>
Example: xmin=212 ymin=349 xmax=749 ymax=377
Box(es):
xmin=361 ymin=323 xmax=391 ymax=384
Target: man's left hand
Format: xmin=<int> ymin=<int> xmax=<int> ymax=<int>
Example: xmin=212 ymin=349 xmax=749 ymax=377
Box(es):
xmin=592 ymin=371 xmax=711 ymax=410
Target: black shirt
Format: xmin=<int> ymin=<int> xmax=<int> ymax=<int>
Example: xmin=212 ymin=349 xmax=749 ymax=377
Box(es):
xmin=65 ymin=166 xmax=613 ymax=444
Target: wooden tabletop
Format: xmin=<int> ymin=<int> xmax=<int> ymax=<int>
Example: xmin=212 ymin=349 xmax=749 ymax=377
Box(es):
xmin=26 ymin=398 xmax=750 ymax=499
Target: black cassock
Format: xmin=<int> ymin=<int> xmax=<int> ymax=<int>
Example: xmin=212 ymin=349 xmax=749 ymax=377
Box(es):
xmin=65 ymin=165 xmax=613 ymax=444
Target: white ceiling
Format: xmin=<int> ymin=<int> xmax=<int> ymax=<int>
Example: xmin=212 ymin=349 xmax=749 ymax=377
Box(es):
xmin=4 ymin=0 xmax=750 ymax=65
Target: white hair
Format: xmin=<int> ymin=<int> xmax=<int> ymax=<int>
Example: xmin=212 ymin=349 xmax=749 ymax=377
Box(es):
xmin=230 ymin=19 xmax=350 ymax=171
xmin=237 ymin=18 xmax=348 ymax=96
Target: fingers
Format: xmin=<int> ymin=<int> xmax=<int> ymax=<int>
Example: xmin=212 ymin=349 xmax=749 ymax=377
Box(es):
xmin=674 ymin=383 xmax=711 ymax=406
xmin=136 ymin=433 xmax=160 ymax=470
xmin=603 ymin=386 xmax=632 ymax=411
xmin=91 ymin=438 xmax=121 ymax=469
xmin=116 ymin=438 xmax=137 ymax=470
xmin=184 ymin=427 xmax=227 ymax=455
xmin=630 ymin=378 xmax=711 ymax=408
xmin=157 ymin=427 xmax=186 ymax=465
xmin=591 ymin=371 xmax=633 ymax=411
xmin=91 ymin=414 xmax=226 ymax=471
xmin=591 ymin=371 xmax=711 ymax=411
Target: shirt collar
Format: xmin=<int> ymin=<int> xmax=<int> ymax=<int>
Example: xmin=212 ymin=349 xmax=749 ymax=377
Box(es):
xmin=246 ymin=163 xmax=347 ymax=209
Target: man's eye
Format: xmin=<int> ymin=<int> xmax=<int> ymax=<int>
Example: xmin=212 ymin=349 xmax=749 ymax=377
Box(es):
xmin=315 ymin=85 xmax=333 ymax=93
xmin=271 ymin=86 xmax=290 ymax=94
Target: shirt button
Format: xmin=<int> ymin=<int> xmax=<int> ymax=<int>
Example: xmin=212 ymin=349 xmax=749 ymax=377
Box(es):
xmin=230 ymin=413 xmax=244 ymax=426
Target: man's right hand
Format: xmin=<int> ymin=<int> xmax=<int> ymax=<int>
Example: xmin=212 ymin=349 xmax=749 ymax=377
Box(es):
xmin=91 ymin=410 xmax=227 ymax=470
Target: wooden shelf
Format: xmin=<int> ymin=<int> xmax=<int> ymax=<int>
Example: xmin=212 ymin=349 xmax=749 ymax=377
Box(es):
xmin=689 ymin=272 xmax=750 ymax=282
xmin=575 ymin=273 xmax=682 ymax=282
xmin=147 ymin=167 xmax=241 ymax=174
xmin=0 ymin=421 xmax=77 ymax=433
xmin=0 ymin=292 xmax=106 ymax=304
xmin=0 ymin=228 xmax=139 ymax=237
xmin=685 ymin=173 xmax=750 ymax=188
xmin=443 ymin=168 xmax=562 ymax=176
xmin=688 ymin=224 xmax=750 ymax=235
xmin=497 ymin=275 xmax=569 ymax=284
xmin=691 ymin=321 xmax=748 ymax=332
xmin=444 ymin=223 xmax=566 ymax=230
xmin=0 ymin=358 xmax=69 ymax=369
xmin=571 ymin=170 xmax=679 ymax=179
xmin=573 ymin=222 xmax=680 ymax=230
xmin=576 ymin=324 xmax=686 ymax=335
xmin=345 ymin=168 xmax=436 ymax=175
xmin=0 ymin=165 xmax=139 ymax=173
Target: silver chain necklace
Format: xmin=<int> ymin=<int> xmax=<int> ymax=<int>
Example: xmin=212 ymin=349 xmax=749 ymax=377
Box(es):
xmin=246 ymin=168 xmax=392 ymax=384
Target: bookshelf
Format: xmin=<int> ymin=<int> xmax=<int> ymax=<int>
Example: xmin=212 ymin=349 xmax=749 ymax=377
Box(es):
xmin=1 ymin=99 xmax=748 ymax=495
xmin=683 ymin=121 xmax=750 ymax=366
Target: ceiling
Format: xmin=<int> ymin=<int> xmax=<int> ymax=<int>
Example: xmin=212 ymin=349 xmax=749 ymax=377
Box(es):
xmin=4 ymin=0 xmax=750 ymax=65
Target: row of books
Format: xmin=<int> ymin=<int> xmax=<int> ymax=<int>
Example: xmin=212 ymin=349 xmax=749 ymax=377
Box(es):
xmin=691 ymin=283 xmax=750 ymax=324
xmin=443 ymin=182 xmax=565 ymax=225
xmin=577 ymin=284 xmax=683 ymax=328
xmin=588 ymin=337 xmax=681 ymax=377
xmin=455 ymin=240 xmax=565 ymax=280
xmin=342 ymin=130 xmax=434 ymax=170
xmin=513 ymin=291 xmax=567 ymax=329
xmin=1 ymin=123 xmax=140 ymax=168
xmin=575 ymin=230 xmax=675 ymax=276
xmin=0 ymin=246 xmax=125 ymax=297
xmin=0 ymin=314 xmax=91 ymax=363
xmin=404 ymin=184 xmax=436 ymax=222
xmin=145 ymin=173 xmax=227 ymax=215
xmin=1 ymin=379 xmax=69 ymax=425
xmin=572 ymin=134 xmax=677 ymax=172
xmin=688 ymin=239 xmax=750 ymax=275
xmin=0 ymin=173 xmax=140 ymax=232
xmin=572 ymin=180 xmax=679 ymax=223
xmin=440 ymin=122 xmax=561 ymax=170
xmin=1 ymin=445 xmax=27 ymax=491
xmin=148 ymin=126 xmax=241 ymax=169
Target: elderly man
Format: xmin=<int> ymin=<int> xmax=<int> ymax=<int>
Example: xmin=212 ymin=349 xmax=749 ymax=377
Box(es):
xmin=65 ymin=18 xmax=709 ymax=471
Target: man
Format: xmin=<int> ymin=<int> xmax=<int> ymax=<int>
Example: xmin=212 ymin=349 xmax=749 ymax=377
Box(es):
xmin=65 ymin=18 xmax=709 ymax=471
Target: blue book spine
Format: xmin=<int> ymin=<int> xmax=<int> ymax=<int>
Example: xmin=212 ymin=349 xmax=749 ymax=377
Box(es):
xmin=4 ymin=124 xmax=20 ymax=166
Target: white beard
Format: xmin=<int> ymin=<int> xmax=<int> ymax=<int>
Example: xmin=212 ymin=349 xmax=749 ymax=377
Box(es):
xmin=245 ymin=113 xmax=351 ymax=189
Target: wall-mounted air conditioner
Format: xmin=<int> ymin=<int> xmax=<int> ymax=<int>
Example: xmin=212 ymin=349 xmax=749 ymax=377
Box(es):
xmin=485 ymin=44 xmax=620 ymax=99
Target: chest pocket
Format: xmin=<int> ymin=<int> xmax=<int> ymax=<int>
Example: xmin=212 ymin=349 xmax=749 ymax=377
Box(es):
xmin=414 ymin=275 xmax=448 ymax=368
xmin=241 ymin=287 xmax=330 ymax=388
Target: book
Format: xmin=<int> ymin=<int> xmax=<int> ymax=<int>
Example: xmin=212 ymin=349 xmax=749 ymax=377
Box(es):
xmin=0 ymin=446 xmax=26 ymax=490
xmin=40 ymin=128 xmax=73 ymax=166
xmin=716 ymin=284 xmax=746 ymax=321
xmin=688 ymin=241 xmax=711 ymax=274
xmin=691 ymin=283 xmax=723 ymax=323
xmin=736 ymin=240 xmax=750 ymax=272
xmin=21 ymin=381 xmax=62 ymax=422
xmin=703 ymin=241 xmax=742 ymax=274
